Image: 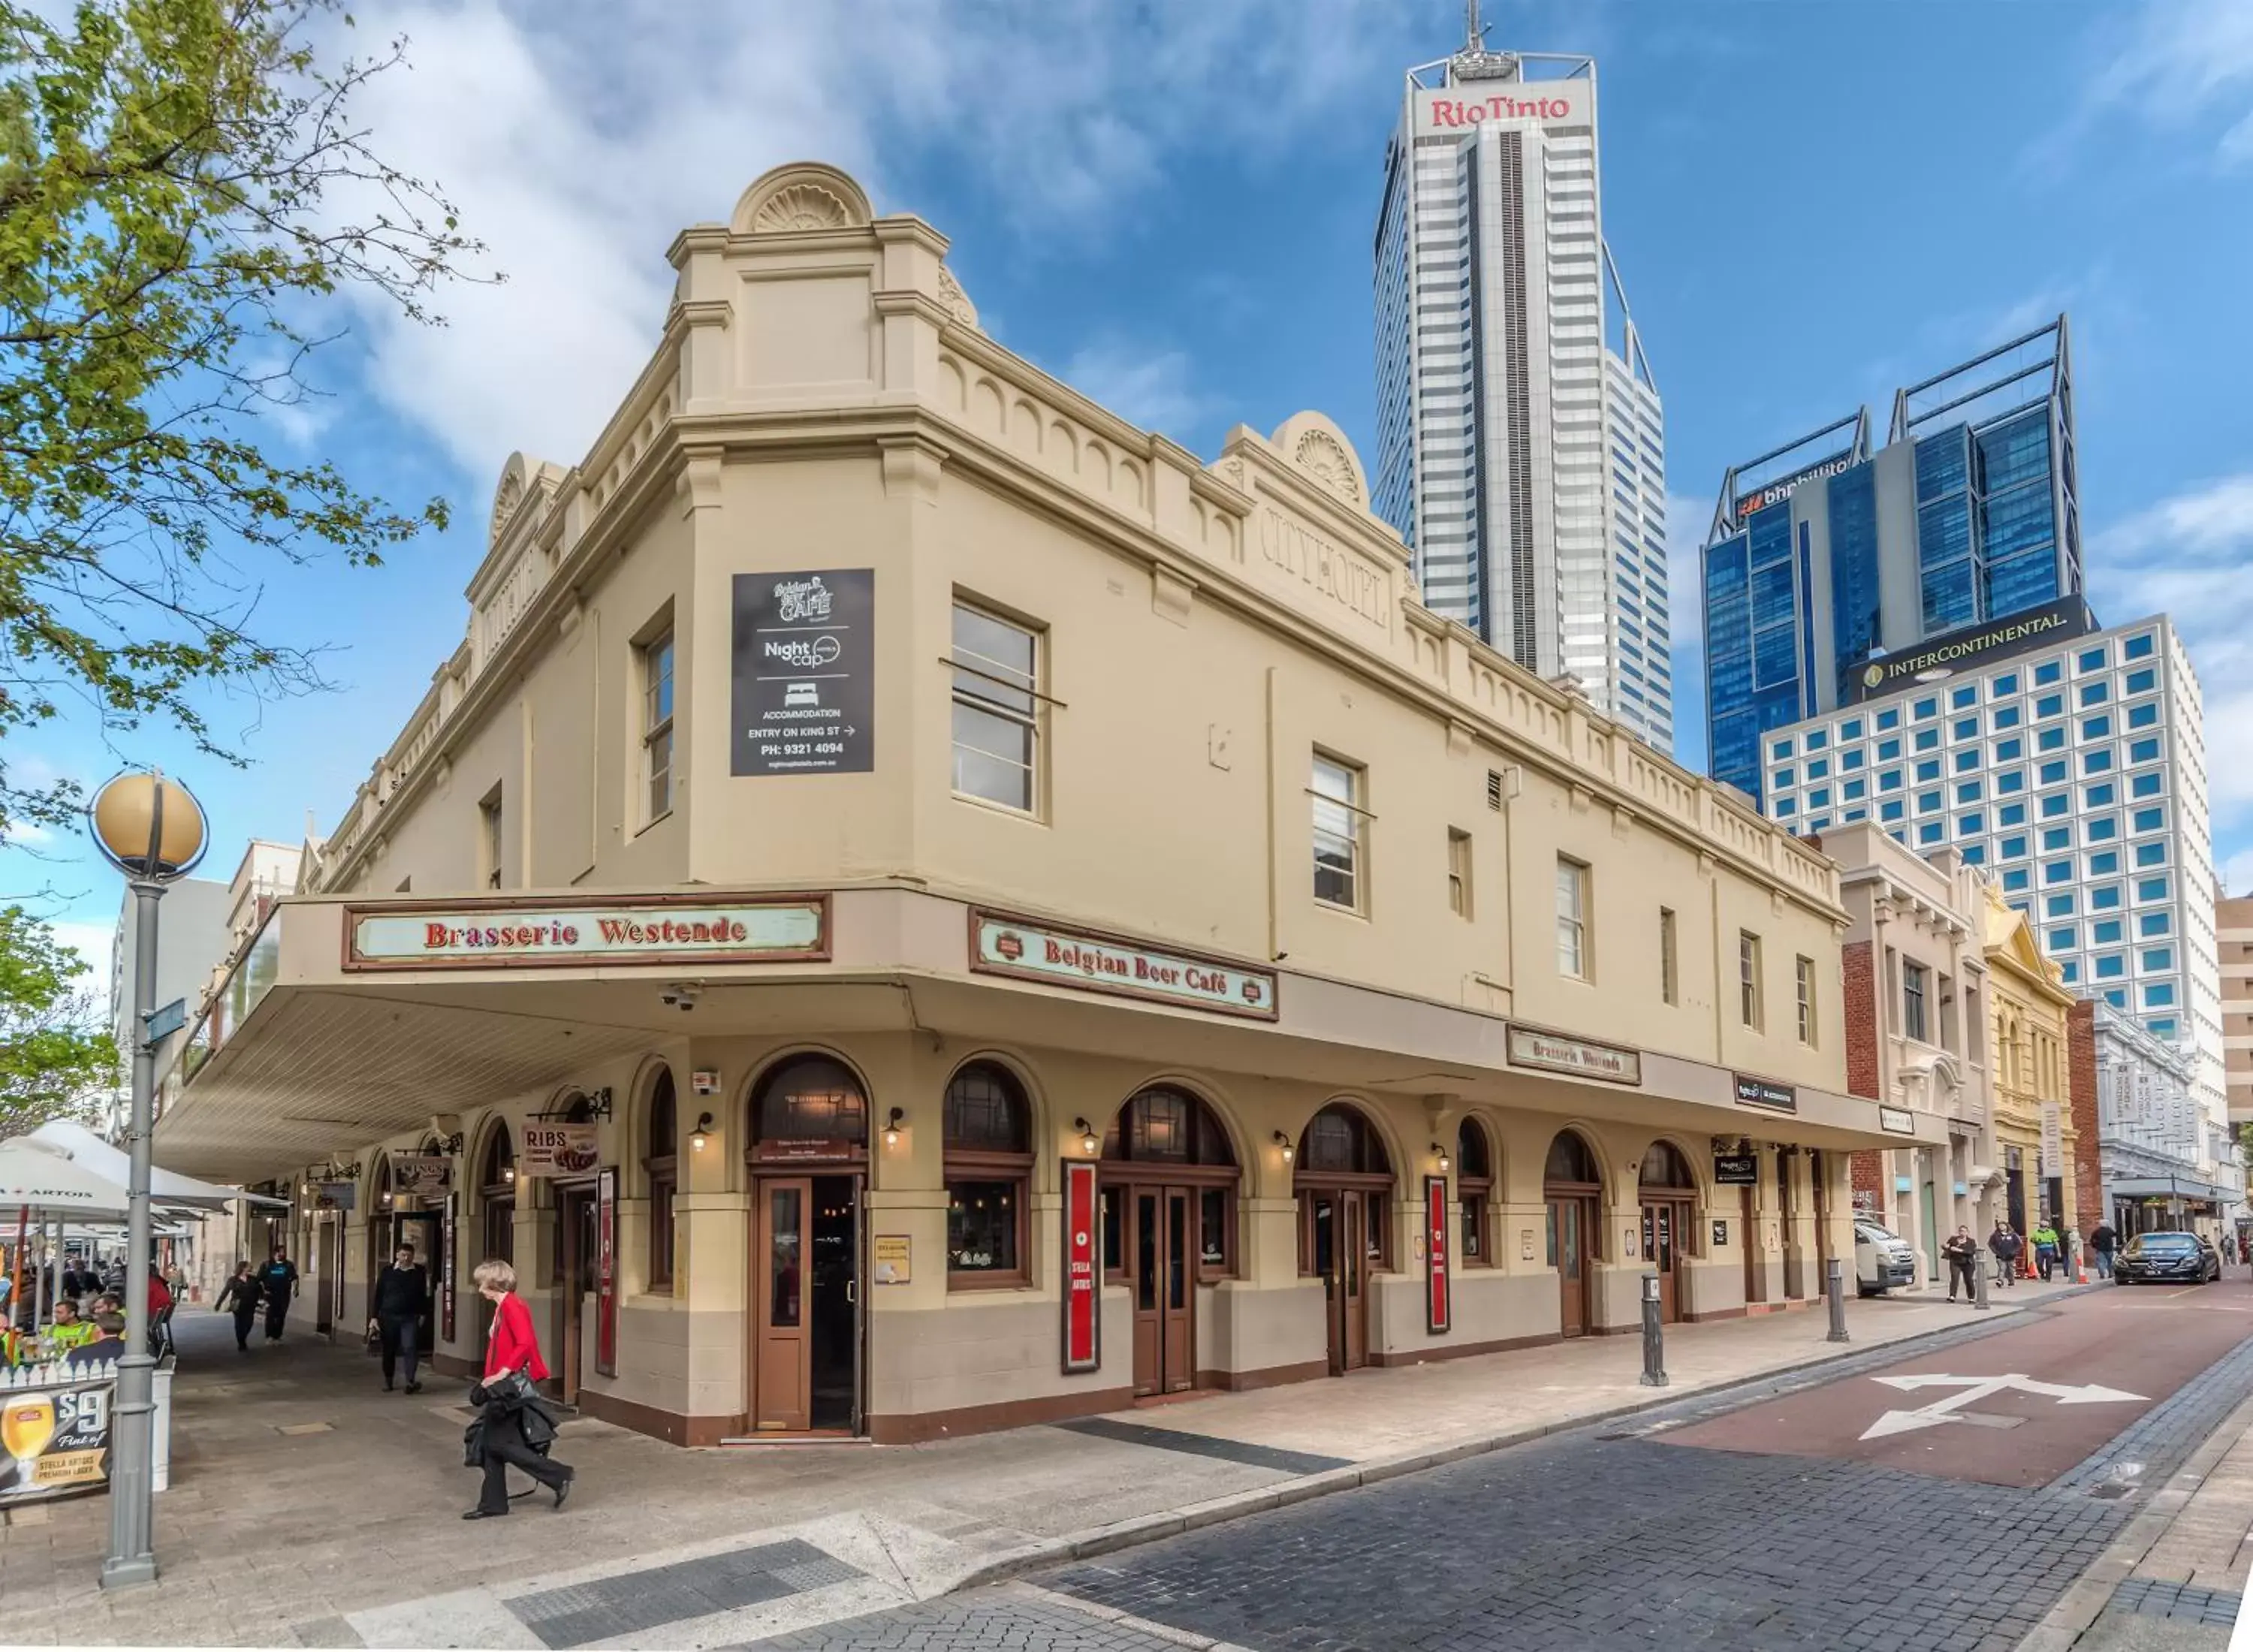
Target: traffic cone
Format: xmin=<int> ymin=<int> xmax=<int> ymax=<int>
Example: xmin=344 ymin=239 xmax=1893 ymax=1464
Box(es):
xmin=2076 ymin=1254 xmax=2088 ymax=1285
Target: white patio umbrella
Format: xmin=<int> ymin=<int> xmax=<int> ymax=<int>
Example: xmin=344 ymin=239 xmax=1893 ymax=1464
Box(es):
xmin=0 ymin=1135 xmax=139 ymax=1220
xmin=27 ymin=1120 xmax=280 ymax=1211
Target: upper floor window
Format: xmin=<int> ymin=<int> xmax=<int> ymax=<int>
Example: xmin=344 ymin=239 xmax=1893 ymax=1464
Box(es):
xmin=1659 ymin=907 xmax=1678 ymax=1005
xmin=1557 ymin=858 xmax=1590 ymax=979
xmin=641 ymin=629 xmax=675 ymax=823
xmin=1796 ymin=955 xmax=1817 ymax=1046
xmin=1739 ymin=931 xmax=1763 ymax=1029
xmin=1447 ymin=828 xmax=1473 ymax=919
xmin=1902 ymin=960 xmax=1929 ymax=1043
xmin=478 ymin=785 xmax=503 ymax=890
xmin=952 ymin=601 xmax=1041 ymax=813
xmin=1312 ymin=755 xmax=1365 ymax=911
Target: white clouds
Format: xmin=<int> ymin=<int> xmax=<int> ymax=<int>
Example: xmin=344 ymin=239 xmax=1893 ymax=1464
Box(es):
xmin=2085 ymin=0 xmax=2253 ymax=166
xmin=316 ymin=0 xmax=1395 ymax=489
xmin=2221 ymin=846 xmax=2253 ymax=900
xmin=1057 ymin=340 xmax=1210 ymax=444
xmin=2091 ymin=472 xmax=2253 ymax=823
xmin=1663 ymin=492 xmax=1709 ymax=650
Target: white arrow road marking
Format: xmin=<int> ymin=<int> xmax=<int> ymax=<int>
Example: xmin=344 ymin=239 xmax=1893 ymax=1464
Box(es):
xmin=1858 ymin=1373 xmax=2148 ymax=1440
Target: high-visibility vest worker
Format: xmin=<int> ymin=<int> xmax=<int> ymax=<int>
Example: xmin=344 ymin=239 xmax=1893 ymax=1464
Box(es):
xmin=45 ymin=1310 xmax=96 ymax=1351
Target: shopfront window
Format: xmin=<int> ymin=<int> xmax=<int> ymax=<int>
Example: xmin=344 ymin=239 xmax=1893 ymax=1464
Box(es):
xmin=1457 ymin=1119 xmax=1494 ymax=1265
xmin=943 ymin=1062 xmax=1031 ymax=1285
xmin=1104 ymin=1086 xmax=1239 ymax=1280
xmin=644 ymin=1068 xmax=677 ymax=1293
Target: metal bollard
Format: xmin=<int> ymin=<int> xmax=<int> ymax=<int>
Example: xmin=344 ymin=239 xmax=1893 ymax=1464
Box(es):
xmin=1825 ymin=1256 xmax=1850 ymax=1343
xmin=1639 ymin=1272 xmax=1669 ymax=1388
xmin=1974 ymin=1248 xmax=1990 ymax=1311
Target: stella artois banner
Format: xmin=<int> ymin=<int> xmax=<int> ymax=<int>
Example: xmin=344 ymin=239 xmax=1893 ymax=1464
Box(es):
xmin=1 ymin=1376 xmax=112 ymax=1503
xmin=521 ymin=1123 xmax=599 ymax=1179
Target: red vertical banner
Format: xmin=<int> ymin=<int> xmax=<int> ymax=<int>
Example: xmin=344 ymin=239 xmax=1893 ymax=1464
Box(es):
xmin=1061 ymin=1159 xmax=1100 ymax=1373
xmin=1425 ymin=1174 xmax=1451 ymax=1334
xmin=441 ymin=1192 xmax=457 ymax=1342
xmin=596 ymin=1166 xmax=618 ymax=1377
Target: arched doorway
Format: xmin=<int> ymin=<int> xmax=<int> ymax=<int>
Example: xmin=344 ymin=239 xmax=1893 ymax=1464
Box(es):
xmin=1101 ymin=1085 xmax=1238 ymax=1397
xmin=475 ymin=1126 xmax=516 ymax=1363
xmin=746 ymin=1054 xmax=868 ymax=1434
xmin=1638 ymin=1141 xmax=1697 ymax=1324
xmin=370 ymin=1141 xmax=445 ymax=1365
xmin=1296 ymin=1102 xmax=1392 ymax=1375
xmin=543 ymin=1096 xmax=601 ymax=1403
xmin=1543 ymin=1131 xmax=1603 ymax=1338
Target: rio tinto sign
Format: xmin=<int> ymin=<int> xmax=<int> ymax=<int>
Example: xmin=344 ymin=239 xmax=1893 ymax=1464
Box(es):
xmin=344 ymin=895 xmax=828 ymax=970
xmin=1413 ymin=82 xmax=1588 ymax=137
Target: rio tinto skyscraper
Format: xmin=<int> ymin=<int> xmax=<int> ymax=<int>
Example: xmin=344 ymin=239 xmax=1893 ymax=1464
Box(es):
xmin=1371 ymin=10 xmax=1670 ymax=751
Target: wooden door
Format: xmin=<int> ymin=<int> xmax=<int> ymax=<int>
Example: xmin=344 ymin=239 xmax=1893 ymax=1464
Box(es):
xmin=1549 ymin=1195 xmax=1591 ymax=1337
xmin=1741 ymin=1184 xmax=1766 ymax=1304
xmin=753 ymin=1177 xmax=812 ymax=1431
xmin=1340 ymin=1191 xmax=1369 ymax=1371
xmin=1128 ymin=1187 xmax=1196 ymax=1397
xmin=1642 ymin=1201 xmax=1683 ymax=1323
xmin=556 ymin=1187 xmax=597 ymax=1402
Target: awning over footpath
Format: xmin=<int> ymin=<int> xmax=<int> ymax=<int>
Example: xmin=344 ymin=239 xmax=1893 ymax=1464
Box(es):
xmin=154 ymin=887 xmax=1944 ymax=1182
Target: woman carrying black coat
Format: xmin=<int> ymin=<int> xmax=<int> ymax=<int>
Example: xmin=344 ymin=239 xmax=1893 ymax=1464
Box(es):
xmin=213 ymin=1261 xmax=262 ymax=1351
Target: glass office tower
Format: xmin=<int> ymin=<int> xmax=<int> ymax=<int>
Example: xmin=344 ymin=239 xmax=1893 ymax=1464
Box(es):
xmin=1372 ymin=26 xmax=1671 ymax=752
xmin=1702 ymin=318 xmax=2080 ymax=800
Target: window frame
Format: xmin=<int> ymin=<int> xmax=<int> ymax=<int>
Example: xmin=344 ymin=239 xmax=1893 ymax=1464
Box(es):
xmin=1557 ymin=857 xmax=1591 ymax=981
xmin=1446 ymin=828 xmax=1473 ymax=919
xmin=478 ymin=785 xmax=504 ymax=891
xmin=1795 ymin=954 xmax=1817 ymax=1047
xmin=1659 ymin=907 xmax=1678 ymax=1006
xmin=1456 ymin=1118 xmax=1494 ymax=1269
xmin=1739 ymin=930 xmax=1763 ymax=1030
xmin=1902 ymin=961 xmax=1929 ymax=1043
xmin=643 ymin=1070 xmax=677 ymax=1295
xmin=943 ymin=1062 xmax=1036 ymax=1291
xmin=1310 ymin=752 xmax=1368 ymax=913
xmin=639 ymin=626 xmax=675 ymax=827
xmin=950 ymin=598 xmax=1045 ymax=818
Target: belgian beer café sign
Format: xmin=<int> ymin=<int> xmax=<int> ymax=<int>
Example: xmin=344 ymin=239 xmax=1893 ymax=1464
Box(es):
xmin=971 ymin=912 xmax=1278 ymax=1020
xmin=345 ymin=897 xmax=828 ymax=970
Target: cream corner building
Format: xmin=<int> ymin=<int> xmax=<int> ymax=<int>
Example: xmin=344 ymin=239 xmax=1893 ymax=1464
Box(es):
xmin=153 ymin=162 xmax=1923 ymax=1446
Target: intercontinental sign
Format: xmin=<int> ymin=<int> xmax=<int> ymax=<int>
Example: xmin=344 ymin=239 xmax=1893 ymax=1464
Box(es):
xmin=1845 ymin=596 xmax=2092 ymax=705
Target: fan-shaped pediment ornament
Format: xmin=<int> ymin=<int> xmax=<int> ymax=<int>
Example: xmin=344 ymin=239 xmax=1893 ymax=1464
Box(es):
xmin=1270 ymin=411 xmax=1368 ymax=508
xmin=490 ymin=455 xmax=528 ymax=547
xmin=731 ymin=162 xmax=873 ymax=236
xmin=937 ymin=264 xmax=979 ymax=329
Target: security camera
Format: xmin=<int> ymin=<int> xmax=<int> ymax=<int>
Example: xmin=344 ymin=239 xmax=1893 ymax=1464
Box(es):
xmin=662 ymin=982 xmax=700 ymax=1011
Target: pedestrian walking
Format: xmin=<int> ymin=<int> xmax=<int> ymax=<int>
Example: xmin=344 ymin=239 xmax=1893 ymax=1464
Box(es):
xmin=371 ymin=1244 xmax=430 ymax=1394
xmin=2089 ymin=1220 xmax=2119 ymax=1281
xmin=2224 ymin=1231 xmax=2238 ymax=1267
xmin=1989 ymin=1222 xmax=2022 ymax=1287
xmin=213 ymin=1261 xmax=261 ymax=1352
xmin=259 ymin=1248 xmax=300 ymax=1341
xmin=2031 ymin=1219 xmax=2061 ymax=1283
xmin=1940 ymin=1226 xmax=1980 ymax=1302
xmin=462 ymin=1259 xmax=573 ymax=1520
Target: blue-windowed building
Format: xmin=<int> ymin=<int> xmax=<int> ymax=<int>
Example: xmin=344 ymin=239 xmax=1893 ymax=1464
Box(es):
xmin=1703 ymin=318 xmax=2081 ymax=800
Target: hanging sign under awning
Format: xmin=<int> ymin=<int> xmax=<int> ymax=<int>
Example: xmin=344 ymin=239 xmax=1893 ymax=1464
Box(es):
xmin=520 ymin=1125 xmax=599 ymax=1180
xmin=390 ymin=1156 xmax=451 ymax=1198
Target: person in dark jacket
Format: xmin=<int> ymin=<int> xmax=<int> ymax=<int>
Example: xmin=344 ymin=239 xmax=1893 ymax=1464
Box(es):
xmin=370 ymin=1245 xmax=430 ymax=1394
xmin=259 ymin=1249 xmax=300 ymax=1341
xmin=2089 ymin=1221 xmax=2119 ymax=1280
xmin=213 ymin=1262 xmax=261 ymax=1352
xmin=463 ymin=1258 xmax=572 ymax=1519
xmin=1989 ymin=1223 xmax=2022 ymax=1287
xmin=1940 ymin=1227 xmax=1980 ymax=1302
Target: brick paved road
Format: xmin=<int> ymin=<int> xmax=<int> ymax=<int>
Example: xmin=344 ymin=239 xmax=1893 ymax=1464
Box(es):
xmin=755 ymin=1296 xmax=2253 ymax=1650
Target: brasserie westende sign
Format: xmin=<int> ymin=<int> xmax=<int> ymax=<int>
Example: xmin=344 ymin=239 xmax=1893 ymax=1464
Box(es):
xmin=344 ymin=895 xmax=830 ymax=970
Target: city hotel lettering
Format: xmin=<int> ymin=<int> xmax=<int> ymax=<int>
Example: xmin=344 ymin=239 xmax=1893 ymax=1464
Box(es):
xmin=345 ymin=896 xmax=829 ymax=969
xmin=971 ymin=912 xmax=1279 ymax=1020
xmin=1256 ymin=508 xmax=1389 ymax=632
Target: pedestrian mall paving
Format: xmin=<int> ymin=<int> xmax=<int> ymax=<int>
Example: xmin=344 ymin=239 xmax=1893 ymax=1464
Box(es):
xmin=1 ymin=1283 xmax=2085 ymax=1647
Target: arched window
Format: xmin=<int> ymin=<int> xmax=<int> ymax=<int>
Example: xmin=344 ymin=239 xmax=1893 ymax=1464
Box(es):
xmin=749 ymin=1054 xmax=868 ymax=1159
xmin=478 ymin=1124 xmax=515 ymax=1267
xmin=644 ymin=1069 xmax=678 ymax=1293
xmin=1544 ymin=1129 xmax=1602 ymax=1190
xmin=1457 ymin=1118 xmax=1495 ymax=1265
xmin=1298 ymin=1102 xmax=1390 ymax=1177
xmin=943 ymin=1062 xmax=1033 ymax=1285
xmin=1295 ymin=1102 xmax=1393 ymax=1275
xmin=1102 ymin=1087 xmax=1239 ymax=1280
xmin=1639 ymin=1141 xmax=1695 ymax=1190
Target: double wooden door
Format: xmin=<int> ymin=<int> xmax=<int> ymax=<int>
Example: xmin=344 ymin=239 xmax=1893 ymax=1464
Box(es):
xmin=1123 ymin=1186 xmax=1195 ymax=1397
xmin=556 ymin=1186 xmax=598 ymax=1403
xmin=1640 ymin=1198 xmax=1689 ymax=1324
xmin=1305 ymin=1188 xmax=1374 ymax=1374
xmin=1547 ymin=1192 xmax=1597 ymax=1337
xmin=751 ymin=1174 xmax=863 ymax=1433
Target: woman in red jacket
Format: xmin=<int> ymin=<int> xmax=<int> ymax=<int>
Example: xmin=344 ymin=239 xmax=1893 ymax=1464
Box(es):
xmin=464 ymin=1259 xmax=574 ymax=1519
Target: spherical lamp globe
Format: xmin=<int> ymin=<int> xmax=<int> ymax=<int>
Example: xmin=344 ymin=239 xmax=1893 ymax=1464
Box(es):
xmin=88 ymin=770 xmax=208 ymax=881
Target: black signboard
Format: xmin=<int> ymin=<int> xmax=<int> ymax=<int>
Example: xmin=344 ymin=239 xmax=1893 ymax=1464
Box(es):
xmin=1844 ymin=595 xmax=2092 ymax=705
xmin=1733 ymin=1074 xmax=1797 ymax=1113
xmin=731 ymin=569 xmax=874 ymax=776
xmin=1714 ymin=1153 xmax=1759 ymax=1186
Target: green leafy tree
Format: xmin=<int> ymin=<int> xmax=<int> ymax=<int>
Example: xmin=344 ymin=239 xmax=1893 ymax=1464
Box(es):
xmin=0 ymin=0 xmax=481 ymax=830
xmin=0 ymin=904 xmax=114 ymax=1135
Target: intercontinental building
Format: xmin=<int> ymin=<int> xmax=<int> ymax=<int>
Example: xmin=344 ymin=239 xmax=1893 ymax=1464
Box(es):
xmin=154 ymin=164 xmax=1919 ymax=1447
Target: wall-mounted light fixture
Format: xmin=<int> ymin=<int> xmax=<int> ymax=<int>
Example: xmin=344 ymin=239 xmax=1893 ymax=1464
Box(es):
xmin=1075 ymin=1117 xmax=1099 ymax=1157
xmin=885 ymin=1108 xmax=906 ymax=1148
xmin=1274 ymin=1130 xmax=1295 ymax=1165
xmin=689 ymin=1113 xmax=713 ymax=1153
xmin=1432 ymin=1141 xmax=1452 ymax=1174
xmin=502 ymin=1165 xmax=517 ymax=1185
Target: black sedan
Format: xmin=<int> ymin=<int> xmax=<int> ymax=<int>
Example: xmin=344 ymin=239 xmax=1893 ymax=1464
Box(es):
xmin=2114 ymin=1230 xmax=2222 ymax=1284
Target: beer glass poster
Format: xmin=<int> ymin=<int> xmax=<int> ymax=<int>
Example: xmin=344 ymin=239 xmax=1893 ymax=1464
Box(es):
xmin=1 ymin=1379 xmax=111 ymax=1501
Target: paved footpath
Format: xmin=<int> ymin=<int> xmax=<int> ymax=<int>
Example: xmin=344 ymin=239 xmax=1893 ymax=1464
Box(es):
xmin=1 ymin=1280 xmax=2086 ymax=1647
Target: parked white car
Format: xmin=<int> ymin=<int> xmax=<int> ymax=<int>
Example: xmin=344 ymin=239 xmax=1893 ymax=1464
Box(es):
xmin=1855 ymin=1219 xmax=1918 ymax=1295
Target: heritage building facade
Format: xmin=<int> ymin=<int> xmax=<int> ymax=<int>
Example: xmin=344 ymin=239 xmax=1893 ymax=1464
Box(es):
xmin=152 ymin=164 xmax=1919 ymax=1446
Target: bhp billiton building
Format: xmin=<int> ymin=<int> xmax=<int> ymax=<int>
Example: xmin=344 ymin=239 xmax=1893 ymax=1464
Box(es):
xmin=1373 ymin=33 xmax=1669 ymax=752
xmin=150 ymin=164 xmax=1915 ymax=1450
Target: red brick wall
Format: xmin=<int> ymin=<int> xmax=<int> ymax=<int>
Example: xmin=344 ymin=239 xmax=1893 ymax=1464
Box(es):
xmin=2068 ymin=999 xmax=2103 ymax=1233
xmin=1843 ymin=940 xmax=1884 ymax=1205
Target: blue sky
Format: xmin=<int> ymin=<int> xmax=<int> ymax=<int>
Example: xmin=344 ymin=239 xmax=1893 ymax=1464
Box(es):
xmin=24 ymin=0 xmax=2253 ymax=988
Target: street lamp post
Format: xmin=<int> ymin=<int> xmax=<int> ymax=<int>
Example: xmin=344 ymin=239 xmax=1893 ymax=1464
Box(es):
xmin=86 ymin=769 xmax=207 ymax=1591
